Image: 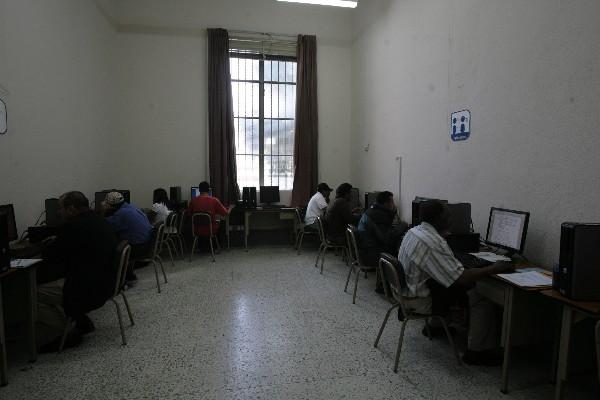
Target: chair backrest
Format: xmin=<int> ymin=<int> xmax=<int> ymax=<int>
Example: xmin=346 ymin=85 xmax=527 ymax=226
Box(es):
xmin=165 ymin=211 xmax=177 ymax=231
xmin=151 ymin=222 xmax=166 ymax=257
xmin=294 ymin=207 xmax=303 ymax=226
xmin=345 ymin=225 xmax=361 ymax=266
xmin=177 ymin=209 xmax=186 ymax=233
xmin=315 ymin=216 xmax=327 ymax=244
xmin=113 ymin=240 xmax=131 ymax=297
xmin=378 ymin=253 xmax=409 ymax=315
xmin=191 ymin=212 xmax=213 ymax=237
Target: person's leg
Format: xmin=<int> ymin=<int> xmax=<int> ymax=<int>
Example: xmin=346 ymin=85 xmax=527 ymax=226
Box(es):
xmin=36 ymin=279 xmax=67 ymax=347
xmin=463 ymin=290 xmax=501 ymax=365
xmin=425 ymin=279 xmax=468 ymax=336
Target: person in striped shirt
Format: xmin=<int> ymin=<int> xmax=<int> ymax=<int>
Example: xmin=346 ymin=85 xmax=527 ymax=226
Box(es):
xmin=398 ymin=200 xmax=513 ymax=365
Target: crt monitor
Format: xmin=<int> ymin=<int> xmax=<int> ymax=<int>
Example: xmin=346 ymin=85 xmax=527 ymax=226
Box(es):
xmin=411 ymin=197 xmax=448 ymax=226
xmin=364 ymin=191 xmax=380 ymax=210
xmin=191 ymin=186 xmax=200 ymax=199
xmin=0 ymin=204 xmax=18 ymax=241
xmin=485 ymin=207 xmax=530 ymax=254
xmin=259 ymin=186 xmax=280 ymax=204
xmin=446 ymin=203 xmax=472 ymax=235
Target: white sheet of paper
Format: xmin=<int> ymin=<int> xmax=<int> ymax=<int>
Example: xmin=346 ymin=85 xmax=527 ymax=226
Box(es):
xmin=496 ymin=271 xmax=552 ymax=287
xmin=10 ymin=259 xmax=42 ymax=268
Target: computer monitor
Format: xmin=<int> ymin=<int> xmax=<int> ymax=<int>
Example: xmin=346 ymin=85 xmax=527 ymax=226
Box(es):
xmin=191 ymin=186 xmax=200 ymax=199
xmin=411 ymin=197 xmax=448 ymax=226
xmin=349 ymin=188 xmax=360 ymax=210
xmin=446 ymin=203 xmax=472 ymax=235
xmin=45 ymin=198 xmax=63 ymax=227
xmin=485 ymin=207 xmax=530 ymax=254
xmin=259 ymin=186 xmax=280 ymax=204
xmin=0 ymin=204 xmax=18 ymax=241
xmin=364 ymin=191 xmax=380 ymax=210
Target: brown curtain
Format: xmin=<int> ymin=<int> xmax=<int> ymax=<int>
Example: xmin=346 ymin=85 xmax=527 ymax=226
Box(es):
xmin=207 ymin=28 xmax=240 ymax=205
xmin=291 ymin=35 xmax=319 ymax=207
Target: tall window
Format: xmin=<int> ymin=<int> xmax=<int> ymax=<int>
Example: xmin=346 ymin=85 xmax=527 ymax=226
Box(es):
xmin=230 ymin=54 xmax=297 ymax=190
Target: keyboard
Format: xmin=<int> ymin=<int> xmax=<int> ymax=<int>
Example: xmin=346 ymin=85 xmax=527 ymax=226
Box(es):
xmin=10 ymin=242 xmax=44 ymax=259
xmin=454 ymin=252 xmax=492 ymax=269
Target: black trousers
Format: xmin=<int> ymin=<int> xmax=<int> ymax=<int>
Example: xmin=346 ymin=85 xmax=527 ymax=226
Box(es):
xmin=427 ymin=279 xmax=470 ymax=317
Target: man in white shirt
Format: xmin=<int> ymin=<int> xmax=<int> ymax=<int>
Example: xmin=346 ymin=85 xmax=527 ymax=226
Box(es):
xmin=304 ymin=183 xmax=332 ymax=229
xmin=398 ymin=200 xmax=513 ymax=365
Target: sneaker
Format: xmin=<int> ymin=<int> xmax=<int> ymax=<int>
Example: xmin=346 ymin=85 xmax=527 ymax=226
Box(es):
xmin=75 ymin=315 xmax=95 ymax=335
xmin=462 ymin=350 xmax=503 ymax=366
xmin=39 ymin=331 xmax=82 ymax=353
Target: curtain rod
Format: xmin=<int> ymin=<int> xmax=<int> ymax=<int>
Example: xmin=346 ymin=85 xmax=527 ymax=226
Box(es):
xmin=229 ymin=29 xmax=298 ymax=39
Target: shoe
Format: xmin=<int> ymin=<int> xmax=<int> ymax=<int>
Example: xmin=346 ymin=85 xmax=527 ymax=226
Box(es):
xmin=462 ymin=350 xmax=503 ymax=366
xmin=397 ymin=308 xmax=405 ymax=321
xmin=39 ymin=331 xmax=82 ymax=353
xmin=375 ymin=285 xmax=384 ymax=295
xmin=75 ymin=315 xmax=95 ymax=335
xmin=421 ymin=325 xmax=457 ymax=338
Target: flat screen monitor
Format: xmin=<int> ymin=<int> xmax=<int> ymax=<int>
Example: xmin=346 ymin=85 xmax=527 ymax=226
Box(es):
xmin=0 ymin=204 xmax=18 ymax=241
xmin=259 ymin=186 xmax=280 ymax=204
xmin=485 ymin=207 xmax=530 ymax=254
xmin=349 ymin=188 xmax=360 ymax=209
xmin=191 ymin=187 xmax=200 ymax=199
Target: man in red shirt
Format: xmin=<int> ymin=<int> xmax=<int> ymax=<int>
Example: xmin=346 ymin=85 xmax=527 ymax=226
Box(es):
xmin=188 ymin=181 xmax=229 ymax=236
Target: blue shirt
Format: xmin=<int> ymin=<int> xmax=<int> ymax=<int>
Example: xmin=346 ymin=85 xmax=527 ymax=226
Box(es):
xmin=106 ymin=203 xmax=153 ymax=245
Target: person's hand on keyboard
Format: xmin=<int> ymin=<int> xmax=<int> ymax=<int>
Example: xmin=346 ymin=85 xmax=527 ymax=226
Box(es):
xmin=492 ymin=261 xmax=515 ymax=274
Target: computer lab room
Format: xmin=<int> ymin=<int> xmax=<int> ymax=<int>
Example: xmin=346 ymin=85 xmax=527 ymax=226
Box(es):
xmin=1 ymin=0 xmax=599 ymax=399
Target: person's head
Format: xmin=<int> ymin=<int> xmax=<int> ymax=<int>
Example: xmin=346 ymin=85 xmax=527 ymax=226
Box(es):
xmin=420 ymin=200 xmax=451 ymax=234
xmin=58 ymin=191 xmax=90 ymax=219
xmin=336 ymin=183 xmax=353 ymax=200
xmin=103 ymin=191 xmax=125 ymax=211
xmin=198 ymin=181 xmax=211 ymax=194
xmin=153 ymin=188 xmax=169 ymax=205
xmin=317 ymin=182 xmax=332 ymax=197
xmin=376 ymin=191 xmax=395 ymax=211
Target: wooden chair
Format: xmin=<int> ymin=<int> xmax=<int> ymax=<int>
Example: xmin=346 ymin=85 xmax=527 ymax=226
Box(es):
xmin=374 ymin=253 xmax=461 ymax=372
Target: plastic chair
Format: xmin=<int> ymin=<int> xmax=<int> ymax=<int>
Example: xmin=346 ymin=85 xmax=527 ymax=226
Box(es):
xmin=314 ymin=216 xmax=348 ymax=274
xmin=59 ymin=241 xmax=135 ymax=352
xmin=294 ymin=208 xmax=317 ymax=254
xmin=374 ymin=253 xmax=461 ymax=372
xmin=190 ymin=212 xmax=220 ymax=262
xmin=344 ymin=225 xmax=377 ymax=304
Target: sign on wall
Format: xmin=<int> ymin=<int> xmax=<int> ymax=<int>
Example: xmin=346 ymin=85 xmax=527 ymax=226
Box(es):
xmin=450 ymin=109 xmax=470 ymax=142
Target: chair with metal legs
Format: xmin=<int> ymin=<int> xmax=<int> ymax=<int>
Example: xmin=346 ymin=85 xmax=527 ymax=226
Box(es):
xmin=294 ymin=208 xmax=317 ymax=254
xmin=190 ymin=212 xmax=220 ymax=262
xmin=59 ymin=241 xmax=135 ymax=352
xmin=314 ymin=216 xmax=348 ymax=274
xmin=137 ymin=223 xmax=169 ymax=293
xmin=344 ymin=225 xmax=377 ymax=304
xmin=374 ymin=253 xmax=461 ymax=372
xmin=163 ymin=212 xmax=183 ymax=260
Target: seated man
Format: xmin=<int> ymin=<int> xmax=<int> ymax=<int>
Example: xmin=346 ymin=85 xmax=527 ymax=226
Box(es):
xmin=357 ymin=191 xmax=408 ymax=267
xmin=188 ymin=181 xmax=229 ymax=237
xmin=304 ymin=182 xmax=333 ymax=230
xmin=103 ymin=191 xmax=153 ymax=283
xmin=38 ymin=191 xmax=117 ymax=351
xmin=326 ymin=183 xmax=361 ymax=245
xmin=397 ymin=200 xmax=512 ymax=365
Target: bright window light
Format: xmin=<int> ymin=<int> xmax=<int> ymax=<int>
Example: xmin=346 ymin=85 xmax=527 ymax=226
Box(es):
xmin=277 ymin=0 xmax=358 ymax=8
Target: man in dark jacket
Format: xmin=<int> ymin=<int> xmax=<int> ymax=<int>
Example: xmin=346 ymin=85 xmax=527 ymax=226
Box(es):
xmin=357 ymin=191 xmax=408 ymax=267
xmin=326 ymin=183 xmax=361 ymax=245
xmin=38 ymin=191 xmax=117 ymax=351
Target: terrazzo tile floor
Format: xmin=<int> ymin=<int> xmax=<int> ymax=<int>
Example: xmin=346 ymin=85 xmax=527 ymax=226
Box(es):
xmin=3 ymin=245 xmax=599 ymax=399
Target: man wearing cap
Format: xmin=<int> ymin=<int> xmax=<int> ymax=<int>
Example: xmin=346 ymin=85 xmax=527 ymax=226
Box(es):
xmin=102 ymin=191 xmax=153 ymax=283
xmin=304 ymin=183 xmax=332 ymax=231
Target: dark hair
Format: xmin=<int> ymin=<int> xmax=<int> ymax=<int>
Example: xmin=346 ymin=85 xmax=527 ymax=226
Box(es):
xmin=420 ymin=200 xmax=446 ymax=225
xmin=153 ymin=188 xmax=169 ymax=205
xmin=199 ymin=181 xmax=211 ymax=193
xmin=336 ymin=183 xmax=353 ymax=197
xmin=60 ymin=191 xmax=89 ymax=210
xmin=376 ymin=191 xmax=394 ymax=205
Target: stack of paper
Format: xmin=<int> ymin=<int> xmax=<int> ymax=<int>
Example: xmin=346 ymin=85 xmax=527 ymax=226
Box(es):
xmin=496 ymin=271 xmax=553 ymax=288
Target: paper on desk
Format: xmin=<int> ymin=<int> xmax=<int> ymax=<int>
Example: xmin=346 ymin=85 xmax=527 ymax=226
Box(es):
xmin=10 ymin=259 xmax=42 ymax=268
xmin=496 ymin=271 xmax=552 ymax=287
xmin=469 ymin=252 xmax=512 ymax=262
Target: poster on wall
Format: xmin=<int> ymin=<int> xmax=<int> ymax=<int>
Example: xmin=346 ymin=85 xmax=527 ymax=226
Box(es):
xmin=0 ymin=98 xmax=6 ymax=134
xmin=450 ymin=109 xmax=470 ymax=141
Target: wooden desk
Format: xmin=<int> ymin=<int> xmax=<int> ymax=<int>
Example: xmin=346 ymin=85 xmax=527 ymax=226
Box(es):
xmin=243 ymin=207 xmax=297 ymax=250
xmin=540 ymin=289 xmax=600 ymax=400
xmin=0 ymin=265 xmax=39 ymax=386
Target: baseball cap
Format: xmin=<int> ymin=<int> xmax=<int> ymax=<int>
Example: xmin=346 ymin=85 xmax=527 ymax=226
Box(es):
xmin=105 ymin=191 xmax=124 ymax=205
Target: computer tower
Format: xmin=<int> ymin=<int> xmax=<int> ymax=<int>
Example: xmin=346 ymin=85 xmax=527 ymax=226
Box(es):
xmin=242 ymin=187 xmax=257 ymax=208
xmin=170 ymin=186 xmax=181 ymax=204
xmin=447 ymin=203 xmax=472 ymax=234
xmin=558 ymin=223 xmax=600 ymax=301
xmin=411 ymin=197 xmax=448 ymax=227
xmin=0 ymin=214 xmax=9 ymax=272
xmin=45 ymin=198 xmax=63 ymax=227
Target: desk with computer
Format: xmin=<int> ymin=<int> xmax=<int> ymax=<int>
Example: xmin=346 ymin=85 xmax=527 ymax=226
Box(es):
xmin=412 ymin=197 xmax=600 ymax=397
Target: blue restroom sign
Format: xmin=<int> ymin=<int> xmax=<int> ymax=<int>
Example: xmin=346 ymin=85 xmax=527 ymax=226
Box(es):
xmin=450 ymin=110 xmax=470 ymax=141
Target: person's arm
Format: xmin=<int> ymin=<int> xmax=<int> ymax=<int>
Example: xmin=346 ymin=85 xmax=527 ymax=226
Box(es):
xmin=317 ymin=195 xmax=328 ymax=211
xmin=455 ymin=261 xmax=514 ymax=286
xmin=215 ymin=199 xmax=229 ymax=216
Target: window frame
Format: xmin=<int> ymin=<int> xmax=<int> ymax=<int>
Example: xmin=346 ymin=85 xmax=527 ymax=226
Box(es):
xmin=230 ymin=52 xmax=297 ymax=189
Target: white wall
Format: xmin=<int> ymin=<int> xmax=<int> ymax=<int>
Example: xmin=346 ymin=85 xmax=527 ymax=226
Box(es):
xmin=351 ymin=0 xmax=600 ymax=266
xmin=0 ymin=0 xmax=116 ymax=234
xmin=112 ymin=0 xmax=354 ymax=206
